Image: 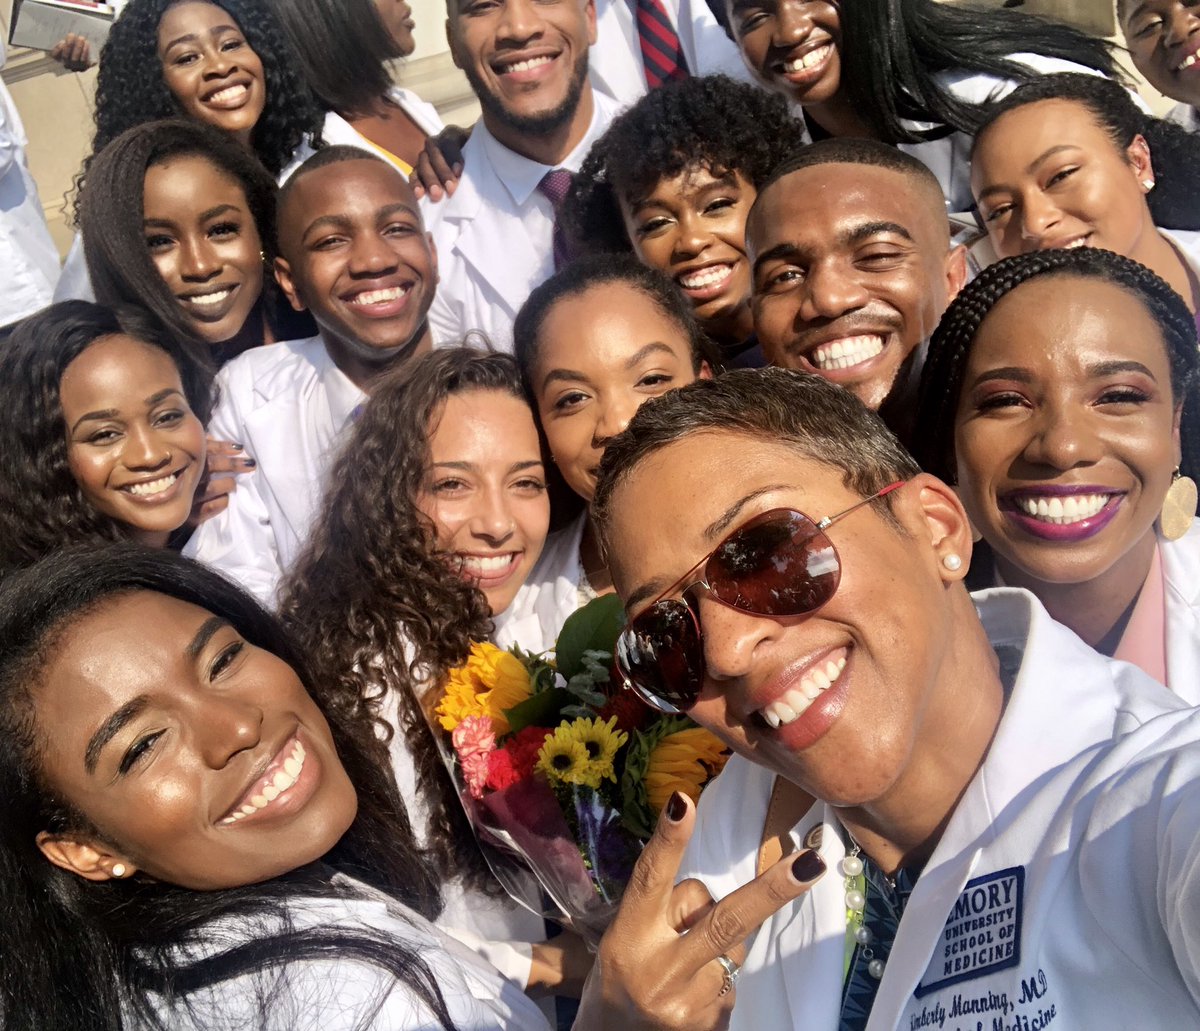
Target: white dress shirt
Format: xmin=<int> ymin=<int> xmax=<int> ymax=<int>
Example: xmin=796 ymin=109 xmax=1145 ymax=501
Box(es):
xmin=183 ymin=336 xmax=365 ymax=607
xmin=422 ymin=91 xmax=620 ymax=353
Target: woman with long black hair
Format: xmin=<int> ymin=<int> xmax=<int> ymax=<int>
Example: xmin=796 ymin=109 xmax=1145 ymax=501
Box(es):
xmin=0 ymin=543 xmax=550 ymax=1030
xmin=724 ymin=0 xmax=1118 ymax=213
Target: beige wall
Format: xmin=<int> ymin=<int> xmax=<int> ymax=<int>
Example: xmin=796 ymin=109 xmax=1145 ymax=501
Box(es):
xmin=2 ymin=0 xmax=477 ymax=258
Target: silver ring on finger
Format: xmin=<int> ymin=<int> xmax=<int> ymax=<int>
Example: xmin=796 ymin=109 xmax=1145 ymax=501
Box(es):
xmin=715 ymin=953 xmax=740 ymax=997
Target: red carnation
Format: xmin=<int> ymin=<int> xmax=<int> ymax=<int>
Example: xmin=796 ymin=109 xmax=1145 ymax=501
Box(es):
xmin=597 ymin=690 xmax=653 ymax=735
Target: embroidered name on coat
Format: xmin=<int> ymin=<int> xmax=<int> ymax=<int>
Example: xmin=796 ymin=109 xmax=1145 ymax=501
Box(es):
xmin=915 ymin=866 xmax=1024 ymax=997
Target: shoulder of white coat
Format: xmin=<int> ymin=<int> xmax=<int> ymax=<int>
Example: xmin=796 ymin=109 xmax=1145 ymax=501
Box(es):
xmin=387 ymin=86 xmax=446 ymax=137
xmin=679 ymin=752 xmax=776 ymax=899
xmin=934 ymin=54 xmax=1105 ymax=103
xmin=1161 ymin=520 xmax=1200 ymax=600
xmin=419 ymin=130 xmax=490 ymax=234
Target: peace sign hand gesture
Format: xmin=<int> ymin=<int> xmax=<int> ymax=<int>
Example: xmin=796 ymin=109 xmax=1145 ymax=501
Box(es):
xmin=574 ymin=791 xmax=826 ymax=1030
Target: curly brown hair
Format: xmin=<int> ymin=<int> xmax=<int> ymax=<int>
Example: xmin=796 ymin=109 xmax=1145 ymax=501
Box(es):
xmin=279 ymin=347 xmax=532 ymax=889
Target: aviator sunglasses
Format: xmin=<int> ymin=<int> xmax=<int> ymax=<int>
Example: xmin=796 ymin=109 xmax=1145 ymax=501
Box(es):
xmin=615 ymin=481 xmax=906 ymax=713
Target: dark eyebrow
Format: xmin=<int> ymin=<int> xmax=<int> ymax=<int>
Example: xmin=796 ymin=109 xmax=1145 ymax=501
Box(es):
xmin=431 ymin=460 xmax=546 ymax=473
xmin=377 ymin=201 xmax=421 ymax=223
xmin=541 ymin=367 xmax=589 ymax=392
xmin=71 ymin=390 xmax=185 ymax=435
xmin=84 ymin=696 xmax=150 ymax=775
xmin=967 ymin=366 xmax=1033 ymax=389
xmin=630 ymin=171 xmax=740 ymax=215
xmin=841 ymin=220 xmax=914 ymax=248
xmin=625 ymin=342 xmax=680 ymax=368
xmin=621 ymin=484 xmax=791 ymax=615
xmin=161 ymin=23 xmax=241 ymax=51
xmin=199 ymin=203 xmax=240 ymax=222
xmin=1088 ymin=359 xmax=1157 ymax=380
xmin=301 ymin=213 xmax=353 ymax=242
xmin=187 ymin=616 xmax=231 ymax=662
xmin=70 ymin=408 xmax=119 ymax=434
xmin=753 ymin=242 xmax=804 ymax=278
xmin=976 ymin=145 xmax=1082 ymax=201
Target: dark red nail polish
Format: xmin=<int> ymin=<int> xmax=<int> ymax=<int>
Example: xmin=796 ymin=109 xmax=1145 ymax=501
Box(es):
xmin=792 ymin=850 xmax=826 ymax=882
xmin=666 ymin=791 xmax=687 ymax=822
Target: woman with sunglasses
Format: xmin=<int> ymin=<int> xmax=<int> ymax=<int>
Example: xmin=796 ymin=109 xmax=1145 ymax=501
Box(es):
xmin=570 ymin=366 xmax=1200 ymax=1030
xmin=910 ymin=247 xmax=1200 ymax=699
xmin=513 ymin=254 xmax=717 ymax=605
xmin=970 ymin=74 xmax=1200 ymax=312
xmin=0 ymin=544 xmax=550 ymax=1029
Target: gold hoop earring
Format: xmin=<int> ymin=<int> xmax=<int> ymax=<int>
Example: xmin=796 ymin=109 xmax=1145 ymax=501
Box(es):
xmin=1160 ymin=469 xmax=1197 ymax=542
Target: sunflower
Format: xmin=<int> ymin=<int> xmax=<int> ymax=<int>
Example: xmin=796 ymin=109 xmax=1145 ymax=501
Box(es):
xmin=645 ymin=727 xmax=730 ymax=815
xmin=437 ymin=642 xmax=533 ymax=733
xmin=537 ymin=724 xmax=595 ymax=788
xmin=567 ymin=715 xmax=628 ymax=786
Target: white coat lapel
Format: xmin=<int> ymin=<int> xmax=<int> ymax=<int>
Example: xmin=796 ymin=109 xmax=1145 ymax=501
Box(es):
xmin=1161 ymin=525 xmax=1200 ymax=702
xmin=449 ymin=144 xmax=551 ymax=327
xmin=240 ymin=390 xmax=334 ymax=558
xmin=777 ymin=807 xmax=849 ymax=1030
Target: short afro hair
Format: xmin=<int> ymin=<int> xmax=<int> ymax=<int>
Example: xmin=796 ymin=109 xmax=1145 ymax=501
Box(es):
xmin=561 ymin=75 xmax=805 ymax=255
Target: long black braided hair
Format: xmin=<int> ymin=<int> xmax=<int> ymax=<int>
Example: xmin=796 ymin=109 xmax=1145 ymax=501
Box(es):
xmin=911 ymin=247 xmax=1200 ymax=482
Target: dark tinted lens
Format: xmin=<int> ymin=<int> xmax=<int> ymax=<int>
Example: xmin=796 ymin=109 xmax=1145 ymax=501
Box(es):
xmin=707 ymin=511 xmax=840 ymax=615
xmin=616 ymin=599 xmax=703 ymax=713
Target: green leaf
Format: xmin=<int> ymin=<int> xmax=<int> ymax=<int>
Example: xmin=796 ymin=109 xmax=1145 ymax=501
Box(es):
xmin=502 ymin=686 xmax=573 ymax=735
xmin=555 ymin=595 xmax=625 ymax=680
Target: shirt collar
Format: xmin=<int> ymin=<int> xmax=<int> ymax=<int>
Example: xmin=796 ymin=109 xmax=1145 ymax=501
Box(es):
xmin=478 ymin=90 xmax=616 ymax=207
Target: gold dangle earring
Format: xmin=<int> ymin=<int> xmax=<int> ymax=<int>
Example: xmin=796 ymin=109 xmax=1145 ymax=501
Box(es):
xmin=1160 ymin=468 xmax=1197 ymax=542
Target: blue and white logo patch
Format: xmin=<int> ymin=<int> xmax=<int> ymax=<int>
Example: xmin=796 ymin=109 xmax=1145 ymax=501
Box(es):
xmin=915 ymin=866 xmax=1024 ymax=997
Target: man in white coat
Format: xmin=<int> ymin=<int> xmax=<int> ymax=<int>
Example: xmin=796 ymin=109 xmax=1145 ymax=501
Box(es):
xmin=570 ymin=368 xmax=1200 ymax=1029
xmin=424 ymin=0 xmax=619 ymax=352
xmin=185 ymin=147 xmax=437 ymax=605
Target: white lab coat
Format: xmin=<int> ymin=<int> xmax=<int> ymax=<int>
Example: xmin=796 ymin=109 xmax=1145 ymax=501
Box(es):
xmin=421 ymin=92 xmax=619 ymax=353
xmin=492 ymin=513 xmax=585 ymax=656
xmin=143 ymin=873 xmax=551 ymax=1030
xmin=279 ymin=88 xmax=445 ymax=182
xmin=588 ymin=0 xmax=750 ymax=110
xmin=0 ymin=55 xmax=60 ymax=326
xmin=680 ymin=588 xmax=1200 ymax=1030
xmin=182 ymin=336 xmax=364 ymax=607
xmin=1162 ymin=520 xmax=1200 ymax=701
xmin=1167 ymin=102 xmax=1200 ymax=134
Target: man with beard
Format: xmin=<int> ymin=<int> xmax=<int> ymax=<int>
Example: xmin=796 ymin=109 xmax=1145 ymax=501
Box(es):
xmin=423 ymin=0 xmax=619 ymax=351
xmin=748 ymin=139 xmax=969 ymax=443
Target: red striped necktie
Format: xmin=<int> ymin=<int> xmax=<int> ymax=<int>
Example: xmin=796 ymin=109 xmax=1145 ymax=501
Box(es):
xmin=636 ymin=0 xmax=689 ymax=89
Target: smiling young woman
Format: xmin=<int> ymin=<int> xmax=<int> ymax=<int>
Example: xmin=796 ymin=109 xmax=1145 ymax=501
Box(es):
xmin=0 ymin=301 xmax=214 ymax=578
xmin=80 ymin=119 xmax=313 ymax=363
xmin=971 ymin=73 xmax=1200 ymax=314
xmin=0 ymin=544 xmax=550 ymax=1030
xmin=87 ymin=0 xmax=323 ymax=180
xmin=279 ymin=349 xmax=586 ymax=1003
xmin=562 ymin=75 xmax=803 ymax=362
xmin=912 ymin=247 xmax=1200 ymax=697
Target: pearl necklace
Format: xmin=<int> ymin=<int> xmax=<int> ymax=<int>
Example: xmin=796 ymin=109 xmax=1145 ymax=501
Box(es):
xmin=841 ymin=844 xmax=886 ymax=980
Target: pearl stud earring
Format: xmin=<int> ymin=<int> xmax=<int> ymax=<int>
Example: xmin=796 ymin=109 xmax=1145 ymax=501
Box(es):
xmin=111 ymin=864 xmax=126 ymax=878
xmin=942 ymin=553 xmax=963 ymax=572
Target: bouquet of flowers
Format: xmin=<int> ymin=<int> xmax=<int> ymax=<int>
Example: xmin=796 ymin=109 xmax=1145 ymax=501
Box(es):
xmin=427 ymin=595 xmax=729 ymax=944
